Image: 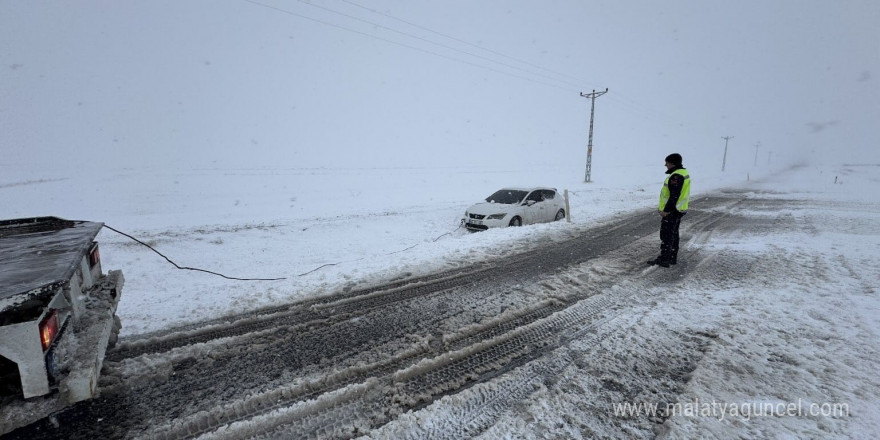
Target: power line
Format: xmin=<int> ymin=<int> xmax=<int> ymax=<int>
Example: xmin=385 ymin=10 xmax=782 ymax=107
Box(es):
xmin=293 ymin=0 xmax=584 ymax=90
xmin=243 ymin=0 xmax=579 ymax=92
xmin=335 ymin=0 xmax=589 ymax=86
xmin=244 ymin=0 xmax=707 ymax=142
xmin=336 ymin=0 xmax=712 ymax=135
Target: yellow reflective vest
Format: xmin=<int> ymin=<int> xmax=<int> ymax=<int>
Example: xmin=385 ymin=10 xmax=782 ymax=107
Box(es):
xmin=659 ymin=168 xmax=690 ymax=212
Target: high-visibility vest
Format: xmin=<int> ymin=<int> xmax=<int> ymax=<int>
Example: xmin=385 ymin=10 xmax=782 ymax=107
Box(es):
xmin=659 ymin=168 xmax=690 ymax=212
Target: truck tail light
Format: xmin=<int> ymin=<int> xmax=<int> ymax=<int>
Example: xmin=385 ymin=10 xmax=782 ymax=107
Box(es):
xmin=40 ymin=311 xmax=60 ymax=351
xmin=88 ymin=242 xmax=101 ymax=268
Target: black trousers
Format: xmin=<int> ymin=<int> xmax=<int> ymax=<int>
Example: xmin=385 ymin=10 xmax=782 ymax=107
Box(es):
xmin=659 ymin=213 xmax=683 ymax=263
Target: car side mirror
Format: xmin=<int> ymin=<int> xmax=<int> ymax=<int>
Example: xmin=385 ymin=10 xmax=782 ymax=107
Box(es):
xmin=524 ymin=200 xmax=537 ymax=206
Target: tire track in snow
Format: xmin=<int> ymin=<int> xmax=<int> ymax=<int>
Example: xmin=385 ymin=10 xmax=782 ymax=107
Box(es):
xmin=108 ymin=268 xmax=489 ymax=362
xmin=178 ymin=292 xmax=636 ymax=440
xmin=140 ymin=227 xmax=673 ymax=439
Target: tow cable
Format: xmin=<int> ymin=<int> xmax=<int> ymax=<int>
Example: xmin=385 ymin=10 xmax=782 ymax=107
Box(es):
xmin=102 ymin=223 xmax=464 ymax=280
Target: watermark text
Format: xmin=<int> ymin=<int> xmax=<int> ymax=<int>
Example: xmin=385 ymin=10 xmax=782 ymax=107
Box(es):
xmin=613 ymin=398 xmax=849 ymax=422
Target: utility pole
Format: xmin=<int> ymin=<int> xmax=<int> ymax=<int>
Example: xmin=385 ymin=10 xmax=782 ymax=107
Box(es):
xmin=753 ymin=141 xmax=761 ymax=167
xmin=721 ymin=136 xmax=734 ymax=172
xmin=580 ymin=88 xmax=608 ymax=183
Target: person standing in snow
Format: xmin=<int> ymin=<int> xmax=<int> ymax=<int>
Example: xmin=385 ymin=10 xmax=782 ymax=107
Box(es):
xmin=647 ymin=153 xmax=690 ymax=268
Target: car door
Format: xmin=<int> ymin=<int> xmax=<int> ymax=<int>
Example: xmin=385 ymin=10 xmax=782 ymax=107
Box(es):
xmin=522 ymin=190 xmax=544 ymax=224
xmin=540 ymin=190 xmax=559 ymax=222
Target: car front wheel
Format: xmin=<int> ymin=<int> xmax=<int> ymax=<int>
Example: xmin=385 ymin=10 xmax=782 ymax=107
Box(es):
xmin=555 ymin=209 xmax=566 ymax=221
xmin=509 ymin=216 xmax=522 ymax=227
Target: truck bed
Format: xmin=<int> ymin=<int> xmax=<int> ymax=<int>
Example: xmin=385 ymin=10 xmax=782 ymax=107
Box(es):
xmin=0 ymin=217 xmax=104 ymax=318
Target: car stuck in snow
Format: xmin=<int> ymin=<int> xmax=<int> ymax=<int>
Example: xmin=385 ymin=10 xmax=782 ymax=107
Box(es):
xmin=0 ymin=217 xmax=123 ymax=435
xmin=463 ymin=187 xmax=567 ymax=231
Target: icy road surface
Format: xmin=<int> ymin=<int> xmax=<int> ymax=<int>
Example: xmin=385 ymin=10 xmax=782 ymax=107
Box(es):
xmin=3 ymin=186 xmax=878 ymax=439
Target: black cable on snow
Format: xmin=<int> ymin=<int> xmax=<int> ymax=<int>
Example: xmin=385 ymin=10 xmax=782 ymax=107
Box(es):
xmin=102 ymin=222 xmax=462 ymax=280
xmin=102 ymin=224 xmax=287 ymax=281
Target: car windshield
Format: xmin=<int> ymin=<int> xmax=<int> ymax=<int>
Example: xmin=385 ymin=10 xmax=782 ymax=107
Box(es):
xmin=485 ymin=189 xmax=528 ymax=204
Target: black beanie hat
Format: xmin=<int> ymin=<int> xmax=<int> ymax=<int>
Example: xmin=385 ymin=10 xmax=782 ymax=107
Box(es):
xmin=665 ymin=153 xmax=683 ymax=166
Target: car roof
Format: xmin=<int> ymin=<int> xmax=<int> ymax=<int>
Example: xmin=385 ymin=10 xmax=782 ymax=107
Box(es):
xmin=497 ymin=187 xmax=557 ymax=192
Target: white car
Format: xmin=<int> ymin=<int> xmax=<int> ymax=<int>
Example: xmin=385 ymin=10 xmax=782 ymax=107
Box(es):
xmin=463 ymin=187 xmax=567 ymax=231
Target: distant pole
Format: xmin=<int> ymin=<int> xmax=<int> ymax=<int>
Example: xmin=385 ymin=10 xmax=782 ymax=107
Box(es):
xmin=753 ymin=141 xmax=761 ymax=167
xmin=767 ymin=151 xmax=772 ymax=165
xmin=721 ymin=136 xmax=734 ymax=172
xmin=580 ymin=88 xmax=608 ymax=183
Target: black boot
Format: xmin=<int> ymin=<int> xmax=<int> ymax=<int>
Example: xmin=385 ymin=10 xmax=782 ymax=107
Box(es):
xmin=647 ymin=257 xmax=670 ymax=268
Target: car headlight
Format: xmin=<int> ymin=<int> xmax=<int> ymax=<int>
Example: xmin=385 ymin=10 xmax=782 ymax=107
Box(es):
xmin=487 ymin=213 xmax=507 ymax=220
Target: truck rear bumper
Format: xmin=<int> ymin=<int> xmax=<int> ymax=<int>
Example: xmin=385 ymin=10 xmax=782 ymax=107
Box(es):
xmin=60 ymin=270 xmax=124 ymax=404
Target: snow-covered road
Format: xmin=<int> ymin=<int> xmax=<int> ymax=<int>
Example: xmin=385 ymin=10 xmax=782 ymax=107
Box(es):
xmin=5 ymin=174 xmax=878 ymax=438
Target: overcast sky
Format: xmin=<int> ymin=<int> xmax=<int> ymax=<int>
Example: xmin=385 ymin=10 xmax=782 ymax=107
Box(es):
xmin=2 ymin=0 xmax=878 ymax=178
